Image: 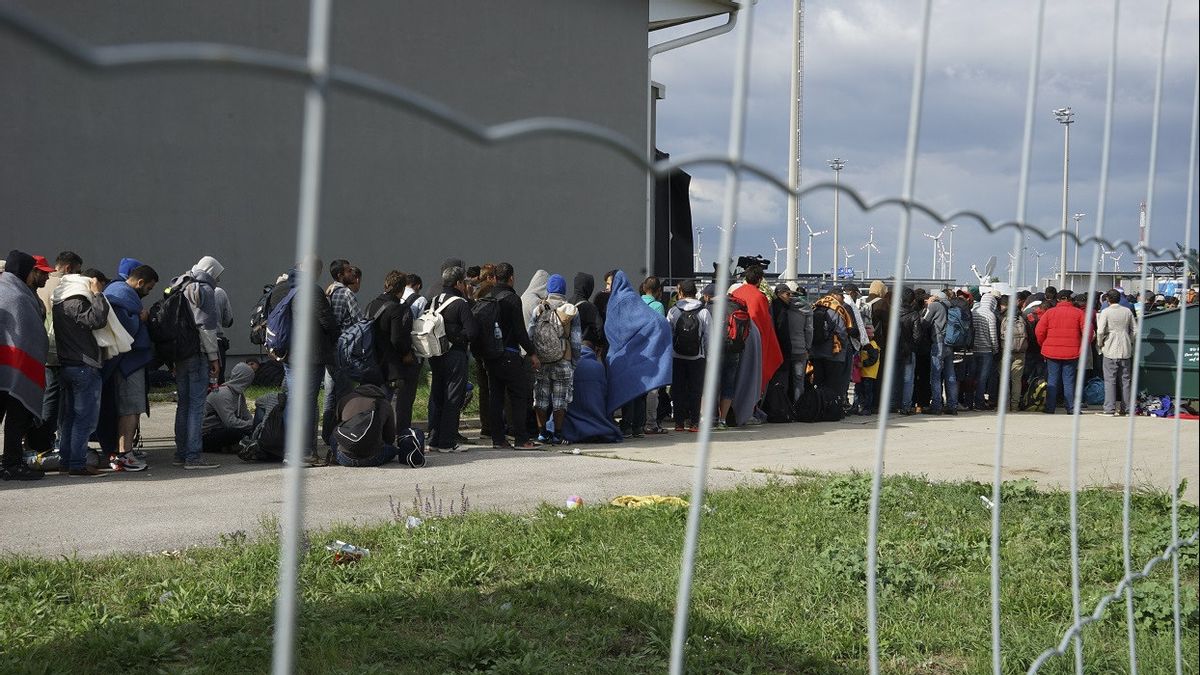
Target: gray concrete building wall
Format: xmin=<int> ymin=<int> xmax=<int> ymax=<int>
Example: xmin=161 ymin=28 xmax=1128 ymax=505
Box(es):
xmin=1 ymin=0 xmax=648 ymax=355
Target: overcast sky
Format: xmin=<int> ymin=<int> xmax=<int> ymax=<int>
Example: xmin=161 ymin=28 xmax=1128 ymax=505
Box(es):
xmin=651 ymin=0 xmax=1199 ymax=283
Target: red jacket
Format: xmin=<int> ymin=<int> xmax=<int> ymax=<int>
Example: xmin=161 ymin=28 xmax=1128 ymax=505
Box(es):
xmin=1034 ymin=302 xmax=1088 ymax=360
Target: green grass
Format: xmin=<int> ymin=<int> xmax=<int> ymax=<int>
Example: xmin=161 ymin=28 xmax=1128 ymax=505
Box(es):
xmin=152 ymin=364 xmax=482 ymax=422
xmin=1 ymin=476 xmax=1196 ymax=674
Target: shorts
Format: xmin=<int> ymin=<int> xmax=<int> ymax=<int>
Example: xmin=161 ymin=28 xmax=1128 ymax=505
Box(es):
xmin=719 ymin=351 xmax=742 ymax=400
xmin=534 ymin=360 xmax=575 ymax=411
xmin=116 ymin=368 xmax=148 ymax=416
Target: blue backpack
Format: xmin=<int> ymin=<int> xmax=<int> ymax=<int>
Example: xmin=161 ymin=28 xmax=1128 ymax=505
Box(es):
xmin=336 ymin=304 xmax=388 ymax=380
xmin=943 ymin=301 xmax=974 ymax=349
xmin=1083 ymin=376 xmax=1105 ymax=406
xmin=265 ymin=286 xmax=298 ymax=361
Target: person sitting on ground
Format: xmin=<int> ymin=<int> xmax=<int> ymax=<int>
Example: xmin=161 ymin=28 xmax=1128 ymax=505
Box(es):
xmin=332 ymin=380 xmax=395 ymax=466
xmin=201 ymin=361 xmax=257 ymax=451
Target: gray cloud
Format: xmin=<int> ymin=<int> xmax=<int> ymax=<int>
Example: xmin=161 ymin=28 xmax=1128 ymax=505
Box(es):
xmin=652 ymin=0 xmax=1199 ymax=281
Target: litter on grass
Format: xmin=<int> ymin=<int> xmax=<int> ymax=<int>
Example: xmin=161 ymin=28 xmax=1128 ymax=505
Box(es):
xmin=610 ymin=495 xmax=689 ymax=508
xmin=326 ymin=540 xmax=371 ymax=564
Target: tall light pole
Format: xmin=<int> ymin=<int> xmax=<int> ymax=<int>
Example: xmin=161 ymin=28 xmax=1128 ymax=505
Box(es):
xmin=1072 ymin=212 xmax=1086 ymax=272
xmin=828 ymin=158 xmax=845 ymax=279
xmin=784 ymin=0 xmax=805 ymax=279
xmin=1054 ymin=107 xmax=1074 ymax=287
xmin=946 ymin=224 xmax=956 ymax=281
xmin=922 ymin=227 xmax=945 ymax=278
xmin=804 ymin=218 xmax=827 ymax=274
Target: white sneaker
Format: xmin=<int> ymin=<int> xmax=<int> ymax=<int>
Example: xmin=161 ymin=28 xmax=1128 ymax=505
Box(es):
xmin=110 ymin=454 xmax=148 ymax=472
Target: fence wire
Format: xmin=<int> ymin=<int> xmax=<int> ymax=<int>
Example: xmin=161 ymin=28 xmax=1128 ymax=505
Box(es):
xmin=1 ymin=2 xmax=1197 ymax=673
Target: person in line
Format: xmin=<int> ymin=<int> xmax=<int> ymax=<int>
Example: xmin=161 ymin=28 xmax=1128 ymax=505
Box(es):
xmin=365 ymin=270 xmax=420 ymax=431
xmin=202 ymin=361 xmax=257 ymax=451
xmin=266 ymin=257 xmax=340 ymax=465
xmin=33 ymin=250 xmax=83 ymax=453
xmin=969 ymin=289 xmax=1000 ymax=411
xmin=572 ymin=273 xmax=603 ymax=350
xmin=668 ymin=279 xmax=709 ymax=432
xmin=426 ymin=265 xmax=479 ymax=452
xmin=895 ymin=288 xmax=922 ymax=415
xmin=529 ymin=274 xmax=581 ymax=444
xmin=1096 ymin=289 xmax=1135 ymax=416
xmin=471 ymin=263 xmax=497 ymax=440
xmin=731 ymin=266 xmax=783 ymax=396
xmin=1004 ymin=291 xmax=1032 ymax=409
xmin=323 ymin=258 xmax=362 ymax=445
xmin=810 ymin=288 xmax=850 ymax=390
xmin=52 ymin=269 xmax=111 ymax=476
xmin=1 ymin=250 xmax=52 ymax=481
xmin=784 ymin=286 xmax=815 ymax=403
xmin=603 ymin=271 xmax=672 ymax=433
xmin=1035 ymin=289 xmax=1088 ymax=415
xmin=168 ymin=256 xmax=227 ymax=470
xmin=484 ymin=263 xmax=541 ymax=450
xmin=923 ymin=290 xmax=959 ymax=416
xmin=638 ymin=276 xmax=671 ymax=434
xmin=103 ymin=263 xmax=158 ymax=471
xmin=404 ymin=274 xmax=426 ymax=319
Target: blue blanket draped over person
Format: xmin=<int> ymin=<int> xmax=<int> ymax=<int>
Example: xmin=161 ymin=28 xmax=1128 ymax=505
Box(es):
xmin=603 ymin=271 xmax=672 ymax=413
xmin=728 ymin=321 xmax=763 ymax=426
xmin=561 ymin=346 xmax=622 ymax=443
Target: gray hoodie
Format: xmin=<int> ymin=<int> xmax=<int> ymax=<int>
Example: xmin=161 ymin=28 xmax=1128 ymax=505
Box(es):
xmin=176 ymin=256 xmax=224 ymax=362
xmin=202 ymin=361 xmax=254 ymax=434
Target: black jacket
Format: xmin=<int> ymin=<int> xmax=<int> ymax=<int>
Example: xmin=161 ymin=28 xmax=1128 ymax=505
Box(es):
xmin=365 ymin=293 xmax=415 ymax=381
xmin=572 ymin=273 xmax=603 ymax=347
xmin=490 ymin=283 xmax=536 ymax=354
xmin=53 ymin=295 xmax=110 ymax=369
xmin=897 ymin=306 xmax=922 ymax=360
xmin=429 ymin=287 xmax=479 ymax=351
xmin=267 ymin=275 xmax=339 ymax=365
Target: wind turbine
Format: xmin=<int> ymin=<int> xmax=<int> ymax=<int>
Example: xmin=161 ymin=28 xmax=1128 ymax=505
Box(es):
xmin=922 ymin=227 xmax=946 ymax=278
xmin=1007 ymin=252 xmax=1017 ymax=280
xmin=1099 ymin=245 xmax=1111 ymax=272
xmin=841 ymin=246 xmax=855 ymax=276
xmin=804 ymin=218 xmax=828 ymax=275
xmin=1031 ymin=249 xmax=1045 ymax=287
xmin=1110 ymin=251 xmax=1123 ymax=273
xmin=904 ymin=257 xmax=911 ymax=277
xmin=859 ymin=227 xmax=879 ymax=278
xmin=772 ymin=237 xmax=787 ymax=273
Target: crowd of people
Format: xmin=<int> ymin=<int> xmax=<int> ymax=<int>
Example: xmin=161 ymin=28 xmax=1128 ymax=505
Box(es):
xmin=1 ymin=246 xmax=1194 ymax=481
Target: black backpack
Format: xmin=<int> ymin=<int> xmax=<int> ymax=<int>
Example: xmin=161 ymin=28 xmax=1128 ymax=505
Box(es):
xmin=794 ymin=385 xmax=845 ymax=423
xmin=471 ymin=290 xmax=510 ymax=360
xmin=239 ymin=392 xmax=286 ymax=462
xmin=248 ymin=283 xmax=275 ymax=346
xmin=811 ymin=306 xmax=831 ymax=350
xmin=763 ymin=375 xmax=794 ymax=423
xmin=146 ymin=277 xmax=201 ymax=366
xmin=672 ymin=307 xmax=703 ymax=357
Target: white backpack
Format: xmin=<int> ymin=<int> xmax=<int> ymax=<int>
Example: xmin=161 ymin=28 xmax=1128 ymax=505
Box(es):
xmin=411 ymin=294 xmax=464 ymax=359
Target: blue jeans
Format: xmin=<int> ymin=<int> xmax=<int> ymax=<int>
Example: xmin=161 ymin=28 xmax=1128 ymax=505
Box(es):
xmin=59 ymin=365 xmax=101 ymax=470
xmin=971 ymin=352 xmax=995 ymax=408
xmin=929 ymin=342 xmax=959 ymax=412
xmin=900 ymin=353 xmax=916 ymax=411
xmin=174 ymin=355 xmax=209 ymax=462
xmin=1045 ymin=358 xmax=1077 ymax=413
xmin=284 ymin=361 xmax=324 ymax=454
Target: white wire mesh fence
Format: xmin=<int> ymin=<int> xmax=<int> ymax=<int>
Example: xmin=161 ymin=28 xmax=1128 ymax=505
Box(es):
xmin=1 ymin=1 xmax=1196 ymax=673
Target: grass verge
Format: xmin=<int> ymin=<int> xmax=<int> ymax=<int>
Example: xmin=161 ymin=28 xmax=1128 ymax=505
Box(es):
xmin=0 ymin=475 xmax=1196 ymax=673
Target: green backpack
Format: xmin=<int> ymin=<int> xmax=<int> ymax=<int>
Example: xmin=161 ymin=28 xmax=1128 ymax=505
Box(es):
xmin=1021 ymin=376 xmax=1047 ymax=411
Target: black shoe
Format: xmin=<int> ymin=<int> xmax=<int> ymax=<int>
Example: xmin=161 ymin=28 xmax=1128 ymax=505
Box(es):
xmin=2 ymin=464 xmax=45 ymax=481
xmin=943 ymin=409 xmax=958 ymax=416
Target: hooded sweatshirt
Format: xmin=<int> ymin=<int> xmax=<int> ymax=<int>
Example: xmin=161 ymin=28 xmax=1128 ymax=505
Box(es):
xmin=174 ymin=256 xmax=224 ymax=362
xmin=104 ymin=277 xmax=153 ymax=376
xmin=116 ymin=257 xmax=143 ymax=281
xmin=520 ymin=269 xmax=550 ymax=327
xmin=667 ymin=297 xmax=711 ymax=359
xmin=971 ymin=292 xmax=1000 ymax=354
xmin=202 ymin=362 xmax=255 ymax=434
xmin=571 ymin=273 xmax=603 ymax=346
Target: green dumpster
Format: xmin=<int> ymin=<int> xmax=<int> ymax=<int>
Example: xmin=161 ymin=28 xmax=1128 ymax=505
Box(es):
xmin=1139 ymin=306 xmax=1199 ymax=399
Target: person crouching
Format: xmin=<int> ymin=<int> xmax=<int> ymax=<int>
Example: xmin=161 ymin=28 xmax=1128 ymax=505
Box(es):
xmin=332 ymin=380 xmax=426 ymax=467
xmin=201 ymin=361 xmax=257 ymax=452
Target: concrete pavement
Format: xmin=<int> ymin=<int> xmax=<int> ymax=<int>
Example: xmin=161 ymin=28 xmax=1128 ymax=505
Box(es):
xmin=2 ymin=403 xmax=1196 ymax=558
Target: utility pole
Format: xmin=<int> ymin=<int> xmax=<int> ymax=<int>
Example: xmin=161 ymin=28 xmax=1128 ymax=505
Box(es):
xmin=1054 ymin=107 xmax=1074 ymax=287
xmin=784 ymin=0 xmax=805 ymax=279
xmin=828 ymin=158 xmax=845 ymax=280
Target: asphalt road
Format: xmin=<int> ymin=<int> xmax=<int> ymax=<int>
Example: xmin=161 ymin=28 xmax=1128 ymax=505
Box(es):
xmin=2 ymin=404 xmax=1195 ymax=557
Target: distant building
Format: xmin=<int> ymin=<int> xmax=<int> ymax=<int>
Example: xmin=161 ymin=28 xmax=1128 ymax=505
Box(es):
xmin=2 ymin=0 xmax=731 ymax=354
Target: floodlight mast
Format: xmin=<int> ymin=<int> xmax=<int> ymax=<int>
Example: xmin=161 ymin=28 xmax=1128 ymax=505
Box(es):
xmin=828 ymin=158 xmax=845 ymax=279
xmin=784 ymin=0 xmax=805 ymax=279
xmin=1054 ymin=106 xmax=1074 ymax=287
